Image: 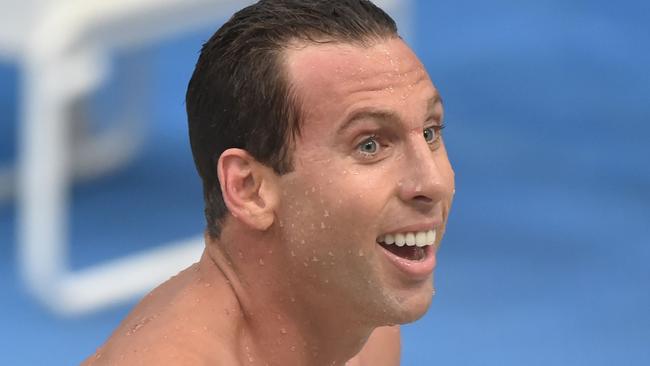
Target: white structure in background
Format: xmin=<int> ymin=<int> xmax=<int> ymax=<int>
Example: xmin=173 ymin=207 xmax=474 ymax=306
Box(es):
xmin=0 ymin=0 xmax=413 ymax=315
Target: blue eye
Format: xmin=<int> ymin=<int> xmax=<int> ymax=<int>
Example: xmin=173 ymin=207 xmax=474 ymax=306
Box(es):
xmin=423 ymin=126 xmax=438 ymax=143
xmin=358 ymin=137 xmax=379 ymax=154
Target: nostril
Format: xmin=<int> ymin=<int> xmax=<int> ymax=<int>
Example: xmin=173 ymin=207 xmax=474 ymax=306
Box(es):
xmin=413 ymin=195 xmax=433 ymax=203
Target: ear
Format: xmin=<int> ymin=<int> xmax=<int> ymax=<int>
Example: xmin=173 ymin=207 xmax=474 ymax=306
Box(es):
xmin=217 ymin=148 xmax=279 ymax=231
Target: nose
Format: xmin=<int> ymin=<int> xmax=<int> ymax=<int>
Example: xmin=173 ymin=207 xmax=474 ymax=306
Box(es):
xmin=397 ymin=138 xmax=452 ymax=213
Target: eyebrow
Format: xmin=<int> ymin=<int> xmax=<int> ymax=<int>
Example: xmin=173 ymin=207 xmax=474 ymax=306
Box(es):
xmin=337 ymin=95 xmax=443 ymax=134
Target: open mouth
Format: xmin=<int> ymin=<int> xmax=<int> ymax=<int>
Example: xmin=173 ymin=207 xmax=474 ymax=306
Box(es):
xmin=376 ymin=230 xmax=436 ymax=262
xmin=378 ymin=243 xmax=426 ymax=261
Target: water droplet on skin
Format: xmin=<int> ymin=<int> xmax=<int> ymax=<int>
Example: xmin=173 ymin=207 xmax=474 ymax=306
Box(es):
xmin=258 ymin=258 xmax=265 ymax=266
xmin=311 ymin=256 xmax=319 ymax=262
xmin=323 ymin=210 xmax=330 ymax=217
xmin=311 ymin=186 xmax=317 ymax=193
xmin=290 ymin=297 xmax=296 ymax=302
xmin=204 ymin=282 xmax=211 ymax=288
xmin=238 ymin=251 xmax=244 ymax=259
xmin=290 ymin=345 xmax=297 ymax=352
xmin=126 ymin=317 xmax=152 ymax=336
xmin=303 ymin=262 xmax=309 ymax=267
xmin=358 ymin=250 xmax=365 ymax=257
xmin=280 ymin=328 xmax=288 ymax=335
xmin=290 ymin=250 xmax=296 ymax=257
xmin=320 ymin=222 xmax=326 ymax=229
xmin=328 ymin=251 xmax=334 ymax=257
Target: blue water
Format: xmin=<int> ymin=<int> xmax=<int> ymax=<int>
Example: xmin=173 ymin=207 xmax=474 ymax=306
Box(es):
xmin=1 ymin=1 xmax=648 ymax=364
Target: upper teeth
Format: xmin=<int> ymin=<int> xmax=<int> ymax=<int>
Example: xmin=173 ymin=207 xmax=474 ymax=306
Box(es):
xmin=377 ymin=230 xmax=436 ymax=247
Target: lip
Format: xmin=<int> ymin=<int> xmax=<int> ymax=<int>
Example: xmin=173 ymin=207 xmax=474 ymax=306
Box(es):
xmin=379 ymin=220 xmax=442 ymax=237
xmin=377 ymin=241 xmax=437 ymax=281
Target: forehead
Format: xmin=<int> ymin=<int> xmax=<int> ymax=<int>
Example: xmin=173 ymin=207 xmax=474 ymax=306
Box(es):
xmin=284 ymin=38 xmax=440 ymax=135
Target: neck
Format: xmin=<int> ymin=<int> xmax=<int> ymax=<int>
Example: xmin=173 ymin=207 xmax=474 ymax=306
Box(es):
xmin=203 ymin=231 xmax=373 ymax=366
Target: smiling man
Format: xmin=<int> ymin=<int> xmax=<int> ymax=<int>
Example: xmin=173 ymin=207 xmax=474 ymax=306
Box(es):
xmin=84 ymin=1 xmax=454 ymax=365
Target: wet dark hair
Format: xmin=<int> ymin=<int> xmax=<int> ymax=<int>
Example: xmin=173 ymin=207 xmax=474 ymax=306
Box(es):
xmin=186 ymin=0 xmax=398 ymax=237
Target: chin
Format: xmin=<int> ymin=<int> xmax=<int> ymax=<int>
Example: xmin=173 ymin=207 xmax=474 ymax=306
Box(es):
xmin=381 ymin=280 xmax=435 ymax=325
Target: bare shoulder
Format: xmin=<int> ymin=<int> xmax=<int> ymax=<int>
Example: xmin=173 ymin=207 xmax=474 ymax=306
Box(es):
xmin=347 ymin=326 xmax=401 ymax=366
xmin=82 ymin=264 xmax=240 ymax=365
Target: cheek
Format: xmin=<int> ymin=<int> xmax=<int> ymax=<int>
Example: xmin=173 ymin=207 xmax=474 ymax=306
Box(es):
xmin=436 ymin=146 xmax=455 ymax=191
xmin=278 ymin=170 xmax=386 ymax=248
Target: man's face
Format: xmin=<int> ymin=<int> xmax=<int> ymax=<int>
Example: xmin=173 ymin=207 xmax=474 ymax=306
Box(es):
xmin=274 ymin=38 xmax=454 ymax=326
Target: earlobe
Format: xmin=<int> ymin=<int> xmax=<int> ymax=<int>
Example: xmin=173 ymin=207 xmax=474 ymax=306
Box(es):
xmin=217 ymin=149 xmax=278 ymax=231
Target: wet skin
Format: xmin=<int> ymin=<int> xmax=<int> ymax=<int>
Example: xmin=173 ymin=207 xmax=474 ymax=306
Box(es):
xmin=83 ymin=37 xmax=453 ymax=366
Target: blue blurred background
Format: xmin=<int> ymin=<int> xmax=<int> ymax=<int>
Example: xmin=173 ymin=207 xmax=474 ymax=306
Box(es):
xmin=1 ymin=0 xmax=648 ymax=365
